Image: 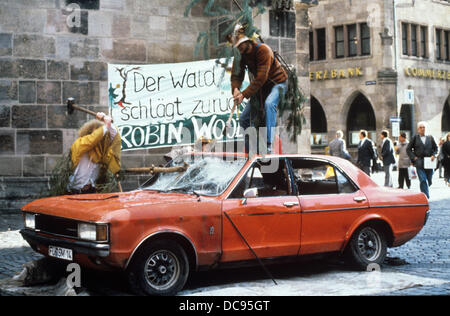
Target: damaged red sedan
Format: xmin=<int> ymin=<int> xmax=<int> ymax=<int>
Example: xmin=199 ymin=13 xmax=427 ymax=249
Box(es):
xmin=20 ymin=153 xmax=429 ymax=295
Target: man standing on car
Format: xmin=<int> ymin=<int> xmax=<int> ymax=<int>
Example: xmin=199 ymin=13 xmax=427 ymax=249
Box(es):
xmin=357 ymin=130 xmax=376 ymax=176
xmin=406 ymin=121 xmax=438 ymax=199
xmin=228 ymin=24 xmax=288 ymax=154
xmin=380 ymin=130 xmax=395 ymax=187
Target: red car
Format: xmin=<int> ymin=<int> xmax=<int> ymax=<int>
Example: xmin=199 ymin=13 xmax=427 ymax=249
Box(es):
xmin=20 ymin=153 xmax=429 ymax=295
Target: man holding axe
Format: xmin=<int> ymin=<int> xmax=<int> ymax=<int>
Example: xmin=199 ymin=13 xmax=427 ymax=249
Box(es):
xmin=227 ymin=24 xmax=288 ymax=154
xmin=67 ymin=98 xmax=121 ymax=194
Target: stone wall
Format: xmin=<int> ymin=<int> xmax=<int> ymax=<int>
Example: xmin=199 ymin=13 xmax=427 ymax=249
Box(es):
xmin=0 ymin=0 xmax=213 ymax=210
xmin=0 ymin=0 xmax=314 ymax=211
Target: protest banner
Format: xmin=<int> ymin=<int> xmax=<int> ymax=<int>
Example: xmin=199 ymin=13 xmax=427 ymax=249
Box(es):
xmin=108 ymin=59 xmax=249 ymax=151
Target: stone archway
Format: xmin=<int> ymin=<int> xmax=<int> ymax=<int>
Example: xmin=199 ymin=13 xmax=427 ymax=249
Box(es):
xmin=442 ymin=96 xmax=450 ymax=136
xmin=310 ymin=96 xmax=328 ymax=147
xmin=346 ymin=92 xmax=376 ymax=146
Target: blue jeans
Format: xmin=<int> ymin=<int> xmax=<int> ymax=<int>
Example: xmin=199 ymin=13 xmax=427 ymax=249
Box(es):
xmin=416 ymin=167 xmax=433 ymax=199
xmin=239 ymin=81 xmax=287 ymax=152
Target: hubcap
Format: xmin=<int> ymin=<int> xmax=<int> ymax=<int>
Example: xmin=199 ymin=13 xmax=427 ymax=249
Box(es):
xmin=357 ymin=227 xmax=382 ymax=261
xmin=144 ymin=250 xmax=180 ymax=291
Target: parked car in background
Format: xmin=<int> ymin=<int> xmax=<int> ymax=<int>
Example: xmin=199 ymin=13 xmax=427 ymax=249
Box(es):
xmin=20 ymin=153 xmax=429 ymax=295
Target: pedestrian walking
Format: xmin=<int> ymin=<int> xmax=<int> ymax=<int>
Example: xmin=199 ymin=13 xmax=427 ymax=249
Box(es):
xmin=380 ymin=130 xmax=395 ymax=187
xmin=406 ymin=121 xmax=438 ymax=199
xmin=328 ymin=130 xmax=351 ymax=160
xmin=395 ymin=132 xmax=411 ymax=189
xmin=357 ymin=130 xmax=376 ymax=176
xmin=437 ymin=137 xmax=445 ymax=178
xmin=442 ymin=132 xmax=450 ymax=186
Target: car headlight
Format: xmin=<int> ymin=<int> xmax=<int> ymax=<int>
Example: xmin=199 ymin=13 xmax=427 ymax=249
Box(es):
xmin=24 ymin=213 xmax=35 ymax=229
xmin=78 ymin=223 xmax=108 ymax=242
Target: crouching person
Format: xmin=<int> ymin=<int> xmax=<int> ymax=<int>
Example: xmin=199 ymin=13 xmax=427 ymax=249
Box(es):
xmin=68 ymin=112 xmax=121 ymax=194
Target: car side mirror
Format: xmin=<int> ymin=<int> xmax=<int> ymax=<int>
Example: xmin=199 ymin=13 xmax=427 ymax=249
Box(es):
xmin=243 ymin=187 xmax=258 ymax=198
xmin=242 ymin=188 xmax=258 ymax=205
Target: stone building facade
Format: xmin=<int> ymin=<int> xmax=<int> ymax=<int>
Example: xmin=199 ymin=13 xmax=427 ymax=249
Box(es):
xmin=0 ymin=0 xmax=316 ymax=211
xmin=308 ymin=0 xmax=450 ymax=155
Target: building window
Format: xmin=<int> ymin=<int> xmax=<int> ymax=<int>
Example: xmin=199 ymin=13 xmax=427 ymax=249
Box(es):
xmin=361 ymin=23 xmax=371 ymax=56
xmin=411 ymin=24 xmax=417 ymax=56
xmin=335 ymin=26 xmax=345 ymax=58
xmin=310 ymin=28 xmax=326 ymax=61
xmin=402 ymin=23 xmax=428 ymax=58
xmin=420 ymin=26 xmax=428 ymax=58
xmin=402 ymin=23 xmax=409 ymax=55
xmin=348 ymin=24 xmax=357 ymax=57
xmin=269 ymin=10 xmax=295 ymax=38
xmin=436 ymin=29 xmax=442 ymax=60
xmin=441 ymin=29 xmax=450 ymax=61
xmin=334 ymin=23 xmax=370 ymax=59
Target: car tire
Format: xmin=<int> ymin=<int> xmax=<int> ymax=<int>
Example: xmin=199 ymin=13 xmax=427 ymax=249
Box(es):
xmin=127 ymin=240 xmax=189 ymax=296
xmin=345 ymin=224 xmax=387 ymax=270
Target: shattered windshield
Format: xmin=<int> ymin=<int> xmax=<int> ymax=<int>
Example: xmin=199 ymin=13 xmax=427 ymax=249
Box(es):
xmin=142 ymin=155 xmax=247 ymax=196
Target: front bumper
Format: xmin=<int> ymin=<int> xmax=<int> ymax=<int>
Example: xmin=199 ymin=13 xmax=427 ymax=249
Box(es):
xmin=20 ymin=228 xmax=110 ymax=257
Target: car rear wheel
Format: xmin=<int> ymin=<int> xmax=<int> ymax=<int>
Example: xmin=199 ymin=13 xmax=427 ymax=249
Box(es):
xmin=127 ymin=240 xmax=189 ymax=296
xmin=346 ymin=225 xmax=387 ymax=270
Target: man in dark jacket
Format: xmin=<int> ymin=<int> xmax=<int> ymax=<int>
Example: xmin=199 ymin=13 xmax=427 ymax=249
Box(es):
xmin=406 ymin=121 xmax=438 ymax=198
xmin=380 ymin=130 xmax=395 ymax=187
xmin=357 ymin=130 xmax=376 ymax=176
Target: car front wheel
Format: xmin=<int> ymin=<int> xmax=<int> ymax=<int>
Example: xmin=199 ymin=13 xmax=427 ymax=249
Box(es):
xmin=346 ymin=225 xmax=387 ymax=270
xmin=128 ymin=240 xmax=189 ymax=296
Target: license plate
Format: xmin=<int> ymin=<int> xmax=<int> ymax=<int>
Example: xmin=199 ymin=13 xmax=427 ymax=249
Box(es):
xmin=48 ymin=246 xmax=73 ymax=261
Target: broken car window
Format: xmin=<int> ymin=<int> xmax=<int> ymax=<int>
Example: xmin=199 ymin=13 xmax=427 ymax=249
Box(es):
xmin=142 ymin=155 xmax=247 ymax=196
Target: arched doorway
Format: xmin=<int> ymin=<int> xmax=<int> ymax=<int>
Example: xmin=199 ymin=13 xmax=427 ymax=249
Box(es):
xmin=346 ymin=93 xmax=376 ymax=146
xmin=442 ymin=96 xmax=450 ymax=137
xmin=310 ymin=96 xmax=328 ymax=147
xmin=400 ymin=104 xmax=413 ymax=140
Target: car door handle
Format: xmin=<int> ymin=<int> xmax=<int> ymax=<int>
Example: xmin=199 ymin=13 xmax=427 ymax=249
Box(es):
xmin=284 ymin=202 xmax=299 ymax=207
xmin=354 ymin=196 xmax=367 ymax=202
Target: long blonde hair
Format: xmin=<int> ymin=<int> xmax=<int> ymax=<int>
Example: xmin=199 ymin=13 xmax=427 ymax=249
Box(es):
xmin=78 ymin=119 xmax=103 ymax=137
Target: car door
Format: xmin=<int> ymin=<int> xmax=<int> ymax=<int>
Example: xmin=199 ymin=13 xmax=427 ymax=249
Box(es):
xmin=221 ymin=158 xmax=301 ymax=262
xmin=288 ymin=157 xmax=370 ymax=255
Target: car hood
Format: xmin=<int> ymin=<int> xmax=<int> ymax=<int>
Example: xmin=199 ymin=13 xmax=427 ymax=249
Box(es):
xmin=22 ymin=190 xmax=203 ymax=222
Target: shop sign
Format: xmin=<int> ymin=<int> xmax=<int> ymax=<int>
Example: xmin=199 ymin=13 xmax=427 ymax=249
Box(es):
xmin=390 ymin=117 xmax=402 ymax=138
xmin=309 ymin=67 xmax=363 ymax=81
xmin=403 ymin=89 xmax=414 ymax=104
xmin=404 ymin=67 xmax=450 ymax=80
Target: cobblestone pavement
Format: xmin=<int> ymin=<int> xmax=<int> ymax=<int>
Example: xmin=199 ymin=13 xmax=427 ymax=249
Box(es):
xmin=0 ymin=170 xmax=449 ymax=295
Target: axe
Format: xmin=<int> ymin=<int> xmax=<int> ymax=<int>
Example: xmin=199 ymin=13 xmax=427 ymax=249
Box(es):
xmin=67 ymin=97 xmax=113 ymax=122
